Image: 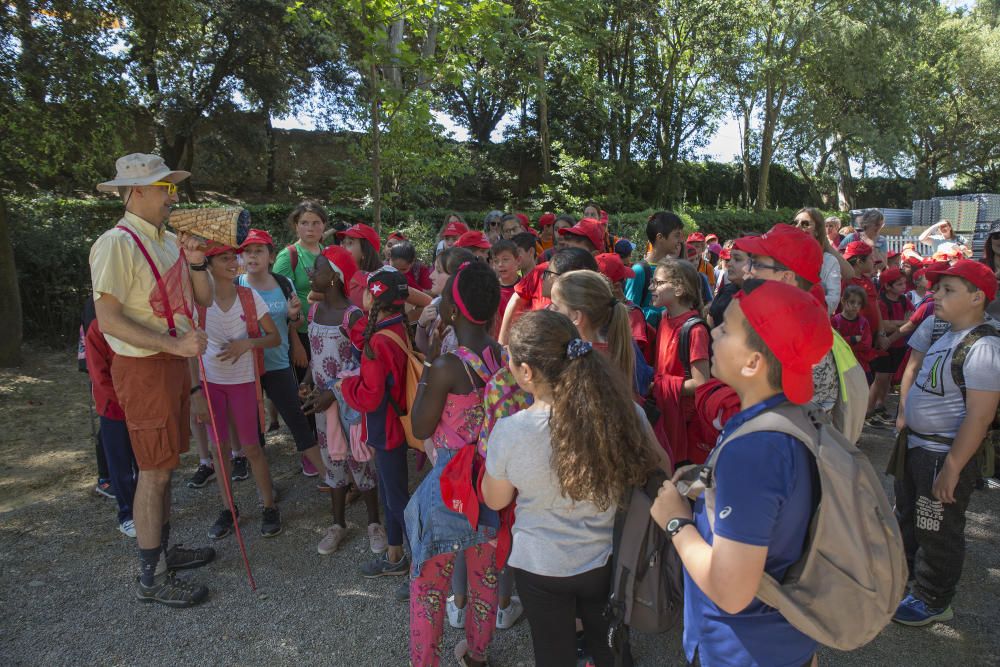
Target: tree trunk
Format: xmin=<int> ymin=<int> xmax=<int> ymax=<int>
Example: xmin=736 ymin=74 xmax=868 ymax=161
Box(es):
xmin=180 ymin=134 xmax=197 ymax=203
xmin=536 ymin=51 xmax=550 ymax=178
xmin=264 ymin=113 xmax=276 ymax=194
xmin=369 ymin=63 xmax=383 ymax=233
xmin=835 ymin=138 xmax=856 ymax=211
xmin=740 ymin=104 xmax=754 ymax=209
xmin=756 ymin=104 xmax=778 ymax=211
xmin=0 ymin=193 xmax=23 ymax=366
xmin=387 ymin=16 xmax=405 ymax=89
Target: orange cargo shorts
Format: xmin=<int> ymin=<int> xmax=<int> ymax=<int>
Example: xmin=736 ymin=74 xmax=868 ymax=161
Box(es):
xmin=111 ymin=353 xmax=191 ymax=471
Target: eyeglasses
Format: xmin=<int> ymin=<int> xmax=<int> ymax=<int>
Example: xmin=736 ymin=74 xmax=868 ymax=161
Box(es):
xmin=487 ymin=220 xmax=500 ymax=227
xmin=543 ymin=269 xmax=561 ymax=279
xmin=150 ymin=181 xmax=178 ymax=195
xmin=649 ymin=279 xmax=673 ymax=289
xmin=748 ymin=258 xmax=783 ymax=273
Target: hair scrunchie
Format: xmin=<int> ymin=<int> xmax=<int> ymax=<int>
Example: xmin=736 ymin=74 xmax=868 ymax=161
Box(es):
xmin=566 ymin=338 xmax=593 ymax=360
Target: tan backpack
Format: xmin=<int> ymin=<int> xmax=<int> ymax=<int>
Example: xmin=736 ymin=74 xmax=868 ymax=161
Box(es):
xmin=678 ymin=401 xmax=907 ymax=650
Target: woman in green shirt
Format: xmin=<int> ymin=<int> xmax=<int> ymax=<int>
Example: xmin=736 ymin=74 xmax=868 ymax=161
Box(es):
xmin=273 ymin=200 xmax=327 ymax=475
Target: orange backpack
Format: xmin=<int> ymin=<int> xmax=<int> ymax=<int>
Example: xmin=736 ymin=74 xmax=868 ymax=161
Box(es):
xmin=375 ymin=328 xmax=426 ymax=450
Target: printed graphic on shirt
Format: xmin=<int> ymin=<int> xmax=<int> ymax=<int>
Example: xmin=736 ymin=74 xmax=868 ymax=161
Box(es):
xmin=915 ymin=347 xmax=953 ymax=397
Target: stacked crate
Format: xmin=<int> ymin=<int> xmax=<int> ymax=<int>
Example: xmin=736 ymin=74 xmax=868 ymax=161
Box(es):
xmin=969 ymin=194 xmax=1000 ymax=258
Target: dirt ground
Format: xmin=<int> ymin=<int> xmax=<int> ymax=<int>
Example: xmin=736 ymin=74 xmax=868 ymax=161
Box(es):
xmin=1 ymin=349 xmax=998 ymax=666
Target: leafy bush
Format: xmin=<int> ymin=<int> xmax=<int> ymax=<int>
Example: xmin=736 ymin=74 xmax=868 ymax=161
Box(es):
xmin=8 ymin=195 xmax=844 ymax=346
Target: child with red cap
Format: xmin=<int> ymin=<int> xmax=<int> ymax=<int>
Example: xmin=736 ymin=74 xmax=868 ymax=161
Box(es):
xmin=433 ymin=214 xmax=468 ymax=262
xmin=867 ymin=267 xmax=913 ymax=426
xmin=651 ymin=278 xmax=831 ymax=667
xmin=193 ymin=245 xmax=283 ymax=540
xmin=893 ymin=259 xmax=1000 ymax=626
xmin=557 ymin=218 xmax=605 ymax=254
xmin=843 ymin=241 xmax=884 ymax=345
xmin=536 ymin=213 xmax=556 ymax=254
xmin=686 ymin=232 xmax=716 ymax=288
xmin=735 ymin=223 xmax=869 ymax=443
xmin=456 ymin=231 xmax=493 ymax=262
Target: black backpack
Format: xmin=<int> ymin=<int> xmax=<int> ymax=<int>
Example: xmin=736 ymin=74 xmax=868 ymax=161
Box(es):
xmin=678 ymin=316 xmax=709 ymax=379
xmin=606 ymin=469 xmax=684 ymax=667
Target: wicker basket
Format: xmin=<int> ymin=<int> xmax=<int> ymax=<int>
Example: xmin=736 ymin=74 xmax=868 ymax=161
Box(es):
xmin=168 ymin=208 xmax=250 ymax=247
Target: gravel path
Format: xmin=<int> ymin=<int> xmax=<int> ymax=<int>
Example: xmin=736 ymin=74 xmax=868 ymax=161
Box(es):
xmin=1 ymin=403 xmax=998 ymax=665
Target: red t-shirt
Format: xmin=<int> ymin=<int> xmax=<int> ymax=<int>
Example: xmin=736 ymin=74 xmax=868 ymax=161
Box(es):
xmin=908 ymin=293 xmax=935 ymax=328
xmin=655 ymin=309 xmax=710 ymax=379
xmin=627 ymin=304 xmax=653 ymax=364
xmin=843 ymin=275 xmax=881 ymax=333
xmin=878 ymin=294 xmax=914 ymax=348
xmin=831 ymin=313 xmax=875 ymax=373
xmin=514 ymin=263 xmax=551 ymax=311
xmin=405 ymin=264 xmax=433 ymax=292
xmin=494 ymin=280 xmax=520 ymax=338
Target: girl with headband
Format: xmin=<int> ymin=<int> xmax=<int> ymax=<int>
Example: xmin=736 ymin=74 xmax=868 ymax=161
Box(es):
xmin=406 ymin=260 xmax=506 ymax=666
xmin=481 ymin=310 xmax=666 ymax=667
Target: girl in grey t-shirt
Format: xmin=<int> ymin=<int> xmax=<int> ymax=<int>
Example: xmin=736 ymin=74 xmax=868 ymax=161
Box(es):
xmin=482 ymin=309 xmax=666 ymax=667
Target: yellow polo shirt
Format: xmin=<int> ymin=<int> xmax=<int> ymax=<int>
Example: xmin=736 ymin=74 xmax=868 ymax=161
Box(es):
xmin=89 ymin=211 xmax=194 ymax=357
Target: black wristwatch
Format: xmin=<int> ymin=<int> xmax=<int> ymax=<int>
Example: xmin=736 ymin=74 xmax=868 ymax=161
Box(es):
xmin=665 ymin=517 xmax=695 ymax=539
xmin=189 ymin=260 xmax=209 ymax=271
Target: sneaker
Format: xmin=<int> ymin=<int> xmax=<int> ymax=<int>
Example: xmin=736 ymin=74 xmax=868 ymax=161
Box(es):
xmin=394 ymin=578 xmax=410 ymax=601
xmin=208 ymin=507 xmax=238 ymax=540
xmin=261 ymin=506 xmax=282 ymax=537
xmin=892 ymin=593 xmax=954 ymax=626
xmin=495 ymin=595 xmax=523 ymax=630
xmin=318 ymin=524 xmax=347 ymax=555
xmin=367 ymin=523 xmax=388 ymax=554
xmin=447 ymin=595 xmax=466 ymax=629
xmin=136 ymin=573 xmax=208 ymax=608
xmin=301 ymin=455 xmax=319 ymax=477
xmin=119 ymin=519 xmax=136 ymax=538
xmin=165 ymin=544 xmax=216 ymax=570
xmin=186 ymin=464 xmax=216 ymax=488
xmin=230 ymin=456 xmax=250 ymax=481
xmin=361 ymin=552 xmax=409 ymax=578
xmin=94 ymin=480 xmax=115 ymax=499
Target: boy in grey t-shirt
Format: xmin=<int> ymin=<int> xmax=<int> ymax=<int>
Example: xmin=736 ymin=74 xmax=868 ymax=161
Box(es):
xmin=894 ymin=261 xmax=1000 ymax=627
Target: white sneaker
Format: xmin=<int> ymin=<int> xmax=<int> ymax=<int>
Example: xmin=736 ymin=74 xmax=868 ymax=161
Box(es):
xmin=118 ymin=519 xmax=136 ymax=538
xmin=317 ymin=525 xmax=347 ymax=555
xmin=496 ymin=595 xmax=523 ymax=630
xmin=367 ymin=523 xmax=388 ymax=554
xmin=447 ymin=595 xmax=466 ymax=629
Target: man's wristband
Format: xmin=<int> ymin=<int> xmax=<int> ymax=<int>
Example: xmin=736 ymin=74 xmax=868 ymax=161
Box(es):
xmin=665 ymin=517 xmax=696 ymax=539
xmin=189 ymin=261 xmax=209 ymax=271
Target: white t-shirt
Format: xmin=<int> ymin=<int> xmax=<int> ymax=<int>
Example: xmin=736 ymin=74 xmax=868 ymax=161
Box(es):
xmin=905 ymin=316 xmax=1000 ymax=452
xmin=198 ymin=289 xmax=268 ymax=385
xmin=486 ymin=407 xmax=616 ymax=577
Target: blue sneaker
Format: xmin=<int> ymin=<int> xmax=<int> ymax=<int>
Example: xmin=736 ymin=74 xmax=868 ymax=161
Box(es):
xmin=892 ymin=593 xmax=954 ymax=626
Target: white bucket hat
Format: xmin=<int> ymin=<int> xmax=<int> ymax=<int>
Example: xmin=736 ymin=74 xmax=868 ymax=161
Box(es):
xmin=96 ymin=153 xmax=190 ymax=193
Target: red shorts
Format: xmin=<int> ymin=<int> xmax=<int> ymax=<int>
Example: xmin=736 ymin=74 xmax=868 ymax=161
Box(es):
xmin=111 ymin=353 xmax=191 ymax=471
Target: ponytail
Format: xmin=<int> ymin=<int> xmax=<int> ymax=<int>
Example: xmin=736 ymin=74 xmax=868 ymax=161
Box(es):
xmin=607 ymin=300 xmax=635 ymax=389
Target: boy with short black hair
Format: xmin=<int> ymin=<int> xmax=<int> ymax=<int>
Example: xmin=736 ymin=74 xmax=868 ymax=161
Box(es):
xmin=509 ymin=232 xmax=538 ymax=274
xmin=651 ymin=279 xmax=831 ymax=667
xmin=623 ymin=211 xmax=685 ymax=328
xmin=893 ymin=260 xmax=1000 ymax=626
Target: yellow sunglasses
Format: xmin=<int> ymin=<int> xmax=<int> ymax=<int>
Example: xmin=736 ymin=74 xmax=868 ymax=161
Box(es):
xmin=150 ymin=181 xmax=178 ymax=195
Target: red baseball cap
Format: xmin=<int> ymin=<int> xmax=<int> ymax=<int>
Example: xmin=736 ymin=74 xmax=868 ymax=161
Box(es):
xmin=687 ymin=232 xmax=706 ymax=243
xmin=515 ymin=213 xmax=530 ymax=229
xmin=387 ymin=231 xmax=407 ymax=242
xmin=321 ymin=245 xmax=358 ymax=287
xmin=538 ymin=213 xmax=556 ymax=227
xmin=442 ymin=220 xmax=469 ymax=238
xmin=733 ymin=224 xmax=822 ymax=284
xmin=843 ymin=240 xmax=872 ymax=260
xmin=919 ymin=260 xmax=951 ymax=286
xmin=237 ymin=228 xmax=275 ymax=252
xmin=735 ymin=281 xmax=833 ymax=404
xmin=205 ymin=242 xmax=236 ymax=257
xmin=705 ymin=233 xmax=719 ymax=244
xmin=336 ymin=223 xmax=381 ymax=253
xmin=439 ymin=444 xmax=480 ymax=530
xmin=595 ymin=253 xmax=635 ymax=283
xmin=455 ymin=231 xmax=492 ymax=249
xmin=558 ymin=218 xmax=605 ymax=251
xmin=926 ymin=259 xmax=998 ymax=302
xmin=879 ymin=267 xmax=903 ymax=286
xmin=719 ymin=248 xmax=732 ymax=261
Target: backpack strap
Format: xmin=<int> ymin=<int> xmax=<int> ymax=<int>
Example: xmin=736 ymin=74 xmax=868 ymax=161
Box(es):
xmin=236 ymin=286 xmax=267 ymax=432
xmin=949 ymin=325 xmax=1000 ymax=431
xmin=307 ymin=302 xmax=319 ymax=324
xmin=680 ymin=402 xmax=817 ymax=533
xmin=678 ymin=316 xmax=708 ymax=379
xmin=272 ymin=272 xmax=295 ymax=300
xmin=638 ymin=260 xmax=653 ymax=310
xmin=115 ymin=225 xmax=178 ymax=337
xmin=452 ymin=346 xmax=501 ymax=385
xmin=287 ymin=243 xmax=299 ymax=274
xmin=375 ymin=327 xmax=414 ymax=418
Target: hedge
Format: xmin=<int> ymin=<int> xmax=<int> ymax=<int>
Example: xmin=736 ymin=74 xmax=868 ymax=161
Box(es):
xmin=8 ymin=195 xmax=845 ymax=347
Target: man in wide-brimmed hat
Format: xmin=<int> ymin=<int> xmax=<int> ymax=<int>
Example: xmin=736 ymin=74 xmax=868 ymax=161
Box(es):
xmin=90 ymin=153 xmax=216 ymax=607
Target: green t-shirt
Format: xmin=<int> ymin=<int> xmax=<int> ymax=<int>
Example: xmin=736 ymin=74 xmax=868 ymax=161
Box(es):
xmin=273 ymin=242 xmax=321 ymax=333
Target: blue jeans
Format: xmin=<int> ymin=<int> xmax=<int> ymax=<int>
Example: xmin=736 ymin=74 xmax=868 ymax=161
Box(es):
xmin=99 ymin=416 xmax=138 ymax=524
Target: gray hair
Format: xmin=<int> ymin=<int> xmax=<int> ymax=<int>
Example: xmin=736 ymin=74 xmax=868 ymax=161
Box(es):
xmin=860 ymin=209 xmax=884 ymax=228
